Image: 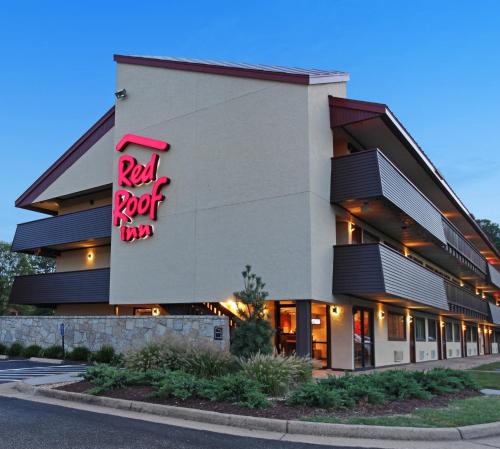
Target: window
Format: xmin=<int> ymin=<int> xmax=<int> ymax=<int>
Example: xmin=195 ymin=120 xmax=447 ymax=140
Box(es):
xmin=415 ymin=318 xmax=426 ymax=341
xmin=446 ymin=323 xmax=453 ymax=341
xmin=466 ymin=327 xmax=477 ymax=342
xmin=453 ymin=323 xmax=460 ymax=342
xmin=428 ymin=319 xmax=437 ymax=342
xmin=388 ymin=313 xmax=406 ymax=341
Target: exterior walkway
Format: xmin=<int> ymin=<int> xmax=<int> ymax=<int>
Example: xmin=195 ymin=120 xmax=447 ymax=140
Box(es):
xmin=314 ymin=354 xmax=500 ymax=378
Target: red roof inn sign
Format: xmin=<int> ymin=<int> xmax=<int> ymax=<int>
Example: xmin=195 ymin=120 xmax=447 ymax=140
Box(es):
xmin=112 ymin=134 xmax=171 ymax=242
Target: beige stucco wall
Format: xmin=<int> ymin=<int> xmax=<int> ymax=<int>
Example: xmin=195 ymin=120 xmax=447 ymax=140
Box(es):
xmin=34 ymin=128 xmax=114 ymax=203
xmin=446 ymin=341 xmax=462 ymax=358
xmin=110 ymin=63 xmax=346 ymax=305
xmin=56 ymin=246 xmax=110 ymax=272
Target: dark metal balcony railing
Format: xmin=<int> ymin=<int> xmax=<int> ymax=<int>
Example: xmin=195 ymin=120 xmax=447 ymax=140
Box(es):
xmin=11 ymin=205 xmax=112 ymax=254
xmin=9 ymin=268 xmax=110 ymax=305
xmin=445 ymin=281 xmax=490 ymax=320
xmin=442 ymin=220 xmax=487 ymax=274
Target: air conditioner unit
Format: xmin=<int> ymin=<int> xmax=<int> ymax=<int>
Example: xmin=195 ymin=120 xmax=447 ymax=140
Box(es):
xmin=394 ymin=350 xmax=404 ymax=362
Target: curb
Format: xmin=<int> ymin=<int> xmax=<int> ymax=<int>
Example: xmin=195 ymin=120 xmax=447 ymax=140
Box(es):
xmin=29 ymin=357 xmax=64 ymax=364
xmin=18 ymin=384 xmax=500 ymax=441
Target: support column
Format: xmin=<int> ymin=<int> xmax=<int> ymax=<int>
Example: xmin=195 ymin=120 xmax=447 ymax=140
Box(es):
xmin=296 ymin=300 xmax=312 ymax=357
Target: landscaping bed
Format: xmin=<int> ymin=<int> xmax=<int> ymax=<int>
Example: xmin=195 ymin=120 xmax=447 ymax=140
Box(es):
xmin=57 ymin=380 xmax=479 ymax=421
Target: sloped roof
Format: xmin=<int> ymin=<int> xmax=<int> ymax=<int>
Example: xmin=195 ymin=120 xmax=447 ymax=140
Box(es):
xmin=15 ymin=107 xmax=115 ymax=212
xmin=114 ymin=54 xmax=349 ymax=85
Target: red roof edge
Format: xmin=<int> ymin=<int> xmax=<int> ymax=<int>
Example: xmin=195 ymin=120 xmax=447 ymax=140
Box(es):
xmin=114 ymin=54 xmax=319 ymax=85
xmin=15 ymin=106 xmax=115 ymax=210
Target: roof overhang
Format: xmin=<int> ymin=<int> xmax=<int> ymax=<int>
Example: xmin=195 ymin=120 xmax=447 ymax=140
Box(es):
xmin=15 ymin=107 xmax=115 ymax=214
xmin=329 ymin=96 xmax=500 ymax=264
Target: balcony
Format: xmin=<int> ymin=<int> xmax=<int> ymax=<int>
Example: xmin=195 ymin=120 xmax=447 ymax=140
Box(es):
xmin=9 ymin=268 xmax=110 ymax=305
xmin=333 ymin=243 xmax=491 ymax=320
xmin=487 ymin=264 xmax=500 ymax=291
xmin=12 ymin=205 xmax=112 ymax=254
xmin=331 ymin=149 xmax=487 ymax=281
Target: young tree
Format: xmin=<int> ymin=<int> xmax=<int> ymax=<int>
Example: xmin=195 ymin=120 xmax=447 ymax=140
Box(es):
xmin=230 ymin=265 xmax=274 ymax=358
xmin=477 ymin=219 xmax=500 ymax=252
xmin=0 ymin=241 xmax=55 ymax=315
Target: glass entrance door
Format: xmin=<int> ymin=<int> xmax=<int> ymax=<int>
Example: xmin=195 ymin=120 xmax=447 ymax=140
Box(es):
xmin=353 ymin=307 xmax=374 ymax=369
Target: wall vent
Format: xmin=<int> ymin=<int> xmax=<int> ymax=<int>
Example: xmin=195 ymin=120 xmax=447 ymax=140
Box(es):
xmin=430 ymin=350 xmax=436 ymax=359
xmin=448 ymin=349 xmax=453 ymax=357
xmin=419 ymin=350 xmax=425 ymax=361
xmin=456 ymin=349 xmax=460 ymax=356
xmin=394 ymin=350 xmax=404 ymax=362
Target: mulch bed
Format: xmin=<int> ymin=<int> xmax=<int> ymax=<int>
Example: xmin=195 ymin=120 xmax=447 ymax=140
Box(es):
xmin=57 ymin=380 xmax=479 ymax=420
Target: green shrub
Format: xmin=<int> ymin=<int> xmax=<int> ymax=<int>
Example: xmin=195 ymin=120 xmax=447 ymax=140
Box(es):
xmin=68 ymin=346 xmax=91 ymax=362
xmin=84 ymin=365 xmax=165 ymax=395
xmin=153 ymin=371 xmax=199 ymax=400
xmin=414 ymin=368 xmax=478 ymax=394
xmin=240 ymin=352 xmax=312 ymax=396
xmin=8 ymin=342 xmax=24 ymax=357
xmin=41 ymin=345 xmax=64 ymax=359
xmin=287 ymin=382 xmax=354 ymax=409
xmin=92 ymin=345 xmax=116 ymax=364
xmin=197 ymin=373 xmax=268 ymax=408
xmin=21 ymin=344 xmax=43 ymax=358
xmin=0 ymin=343 xmax=8 ymax=355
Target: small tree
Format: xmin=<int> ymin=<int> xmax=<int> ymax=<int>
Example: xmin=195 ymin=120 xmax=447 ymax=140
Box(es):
xmin=230 ymin=265 xmax=274 ymax=358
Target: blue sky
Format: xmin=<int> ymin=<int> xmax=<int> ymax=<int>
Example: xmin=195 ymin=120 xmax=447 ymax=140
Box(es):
xmin=1 ymin=0 xmax=499 ymax=241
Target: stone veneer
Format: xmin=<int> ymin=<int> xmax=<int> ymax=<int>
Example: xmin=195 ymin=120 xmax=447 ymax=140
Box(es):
xmin=0 ymin=315 xmax=229 ymax=353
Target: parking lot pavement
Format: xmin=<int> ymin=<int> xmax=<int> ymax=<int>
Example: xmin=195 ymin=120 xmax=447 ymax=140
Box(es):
xmin=0 ymin=359 xmax=87 ymax=384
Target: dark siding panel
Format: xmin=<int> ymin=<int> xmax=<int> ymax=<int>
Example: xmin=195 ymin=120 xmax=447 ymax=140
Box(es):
xmin=12 ymin=205 xmax=112 ymax=252
xmin=378 ymin=244 xmax=448 ymax=310
xmin=9 ymin=268 xmax=110 ymax=305
xmin=488 ymin=264 xmax=500 ymax=290
xmin=489 ymin=303 xmax=500 ymax=325
xmin=333 ymin=243 xmax=449 ymax=311
xmin=333 ymin=244 xmax=386 ymax=294
xmin=376 ymin=154 xmax=446 ymax=243
xmin=331 ymin=151 xmax=383 ymax=203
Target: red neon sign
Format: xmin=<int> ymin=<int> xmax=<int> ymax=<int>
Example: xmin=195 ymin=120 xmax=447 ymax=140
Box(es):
xmin=113 ymin=134 xmax=171 ymax=242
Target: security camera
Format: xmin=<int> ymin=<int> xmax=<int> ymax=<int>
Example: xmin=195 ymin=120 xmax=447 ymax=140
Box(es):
xmin=115 ymin=88 xmax=127 ymax=99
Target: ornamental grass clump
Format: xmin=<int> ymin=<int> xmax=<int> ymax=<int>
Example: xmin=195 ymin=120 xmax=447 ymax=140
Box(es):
xmin=124 ymin=337 xmax=236 ymax=378
xmin=239 ymin=352 xmax=312 ymax=396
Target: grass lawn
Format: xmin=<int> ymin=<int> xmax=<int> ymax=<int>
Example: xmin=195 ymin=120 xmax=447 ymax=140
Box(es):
xmin=305 ymin=396 xmax=500 ymax=427
xmin=468 ymin=362 xmax=500 ymax=389
xmin=469 ymin=361 xmax=500 ymax=371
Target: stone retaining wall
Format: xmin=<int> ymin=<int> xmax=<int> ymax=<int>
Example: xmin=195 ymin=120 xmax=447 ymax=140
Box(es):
xmin=0 ymin=315 xmax=229 ymax=353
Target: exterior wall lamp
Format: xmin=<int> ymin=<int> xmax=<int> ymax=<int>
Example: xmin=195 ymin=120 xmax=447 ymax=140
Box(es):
xmin=152 ymin=307 xmax=161 ymax=316
xmin=379 ymin=311 xmax=385 ymax=319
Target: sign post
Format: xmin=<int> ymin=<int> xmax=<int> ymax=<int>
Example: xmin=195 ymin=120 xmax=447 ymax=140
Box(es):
xmin=60 ymin=323 xmax=65 ymax=359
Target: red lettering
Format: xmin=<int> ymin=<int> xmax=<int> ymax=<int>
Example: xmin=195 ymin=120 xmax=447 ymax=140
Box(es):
xmin=113 ymin=134 xmax=171 ymax=243
xmin=117 ymin=153 xmax=160 ymax=187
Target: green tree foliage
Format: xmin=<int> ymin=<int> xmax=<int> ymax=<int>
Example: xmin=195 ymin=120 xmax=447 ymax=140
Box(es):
xmin=477 ymin=219 xmax=500 ymax=251
xmin=230 ymin=265 xmax=274 ymax=358
xmin=0 ymin=241 xmax=55 ymax=315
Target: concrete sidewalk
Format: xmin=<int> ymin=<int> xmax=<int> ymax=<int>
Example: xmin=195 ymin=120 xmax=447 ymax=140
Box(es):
xmin=314 ymin=354 xmax=500 ymax=378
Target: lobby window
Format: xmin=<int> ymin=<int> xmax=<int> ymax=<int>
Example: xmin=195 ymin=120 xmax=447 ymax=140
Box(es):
xmin=387 ymin=313 xmax=406 ymax=341
xmin=428 ymin=319 xmax=437 ymax=342
xmin=415 ymin=318 xmax=426 ymax=342
xmin=445 ymin=322 xmax=453 ymax=342
xmin=453 ymin=323 xmax=461 ymax=342
xmin=134 ymin=308 xmax=152 ymax=316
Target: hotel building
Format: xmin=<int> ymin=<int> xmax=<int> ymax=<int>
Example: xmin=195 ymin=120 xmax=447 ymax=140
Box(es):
xmin=9 ymin=55 xmax=500 ymax=370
